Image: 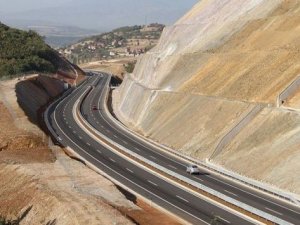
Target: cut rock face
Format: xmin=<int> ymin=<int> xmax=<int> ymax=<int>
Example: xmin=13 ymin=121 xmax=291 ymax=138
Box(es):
xmin=112 ymin=0 xmax=300 ymax=194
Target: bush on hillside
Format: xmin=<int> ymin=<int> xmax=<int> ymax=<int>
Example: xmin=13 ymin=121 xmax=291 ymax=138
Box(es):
xmin=0 ymin=22 xmax=60 ymax=79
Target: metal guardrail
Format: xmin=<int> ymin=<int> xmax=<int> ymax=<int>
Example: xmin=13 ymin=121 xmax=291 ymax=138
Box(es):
xmin=103 ymin=75 xmax=300 ymax=208
xmin=74 ymin=75 xmax=294 ymax=225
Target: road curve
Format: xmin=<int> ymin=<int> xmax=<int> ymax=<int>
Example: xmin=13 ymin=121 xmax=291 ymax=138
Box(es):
xmin=45 ymin=74 xmax=257 ymax=225
xmin=80 ymin=73 xmax=300 ymax=225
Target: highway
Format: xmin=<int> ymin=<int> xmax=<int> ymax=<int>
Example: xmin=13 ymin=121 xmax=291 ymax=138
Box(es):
xmin=45 ymin=74 xmax=258 ymax=225
xmin=45 ymin=72 xmax=300 ymax=224
xmin=80 ymin=73 xmax=300 ymax=224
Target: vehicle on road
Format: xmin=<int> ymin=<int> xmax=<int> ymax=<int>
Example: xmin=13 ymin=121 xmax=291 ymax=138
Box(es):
xmin=186 ymin=165 xmax=200 ymax=175
xmin=92 ymin=105 xmax=98 ymax=110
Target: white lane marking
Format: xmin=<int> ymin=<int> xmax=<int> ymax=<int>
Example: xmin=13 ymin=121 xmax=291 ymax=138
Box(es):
xmin=217 ymin=216 xmax=231 ymax=224
xmin=209 ymin=176 xmax=300 ymax=215
xmin=69 ymin=126 xmax=72 ymax=129
xmin=87 ymin=143 xmax=91 ymax=146
xmin=123 ymin=140 xmax=128 ymax=144
xmin=113 ymin=135 xmax=118 ymax=138
xmin=168 ymin=165 xmax=178 ymax=170
xmin=148 ymin=180 xmax=158 ymax=186
xmin=126 ymin=168 xmax=134 ymax=173
xmin=150 ymin=156 xmax=157 ymax=160
xmin=224 ymin=190 xmax=238 ymax=197
xmin=94 ymin=83 xmax=187 ymax=169
xmin=101 ymin=125 xmax=104 ymax=128
xmin=79 ymin=136 xmax=82 ymax=139
xmin=176 ymin=195 xmax=189 ymax=203
xmin=106 ymin=129 xmax=111 ymax=133
xmin=134 ymin=147 xmax=141 ymax=152
xmin=52 ymin=78 xmax=210 ymax=225
xmin=97 ymin=150 xmax=102 ymax=154
xmin=194 ymin=177 xmax=204 ymax=182
xmin=265 ymin=207 xmax=283 ymax=216
xmin=109 ymin=158 xmax=116 ymax=163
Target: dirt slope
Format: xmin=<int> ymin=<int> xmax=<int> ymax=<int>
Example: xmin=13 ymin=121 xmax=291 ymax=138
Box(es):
xmin=113 ymin=0 xmax=300 ymax=194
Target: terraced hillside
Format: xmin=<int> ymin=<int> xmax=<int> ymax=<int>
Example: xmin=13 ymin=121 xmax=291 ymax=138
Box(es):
xmin=113 ymin=0 xmax=300 ymax=193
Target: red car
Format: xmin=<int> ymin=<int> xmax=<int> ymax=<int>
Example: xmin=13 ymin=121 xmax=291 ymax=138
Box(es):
xmin=92 ymin=105 xmax=98 ymax=110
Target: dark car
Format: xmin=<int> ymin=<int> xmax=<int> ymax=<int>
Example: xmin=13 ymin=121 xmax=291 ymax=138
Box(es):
xmin=92 ymin=105 xmax=98 ymax=110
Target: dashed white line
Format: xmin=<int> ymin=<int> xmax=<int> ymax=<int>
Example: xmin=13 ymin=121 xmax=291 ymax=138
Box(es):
xmin=97 ymin=150 xmax=102 ymax=154
xmin=150 ymin=156 xmax=157 ymax=160
xmin=87 ymin=143 xmax=91 ymax=146
xmin=265 ymin=207 xmax=283 ymax=216
xmin=123 ymin=140 xmax=128 ymax=144
xmin=224 ymin=190 xmax=238 ymax=197
xmin=195 ymin=177 xmax=204 ymax=182
xmin=126 ymin=168 xmax=134 ymax=173
xmin=217 ymin=217 xmax=231 ymax=224
xmin=168 ymin=165 xmax=178 ymax=170
xmin=73 ymin=131 xmax=76 ymax=134
xmin=176 ymin=195 xmax=189 ymax=203
xmin=79 ymin=136 xmax=82 ymax=139
xmin=148 ymin=180 xmax=158 ymax=186
xmin=134 ymin=147 xmax=141 ymax=152
xmin=113 ymin=135 xmax=118 ymax=138
xmin=109 ymin=158 xmax=116 ymax=163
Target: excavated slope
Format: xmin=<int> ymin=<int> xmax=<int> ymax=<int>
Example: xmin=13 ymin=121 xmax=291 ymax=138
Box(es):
xmin=113 ymin=0 xmax=300 ymax=193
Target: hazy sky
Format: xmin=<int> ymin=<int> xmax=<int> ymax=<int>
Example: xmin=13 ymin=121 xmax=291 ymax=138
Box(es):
xmin=0 ymin=0 xmax=72 ymax=13
xmin=0 ymin=0 xmax=199 ymax=30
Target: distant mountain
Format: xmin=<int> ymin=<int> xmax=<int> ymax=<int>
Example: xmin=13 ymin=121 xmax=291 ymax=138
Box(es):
xmin=1 ymin=0 xmax=198 ymax=31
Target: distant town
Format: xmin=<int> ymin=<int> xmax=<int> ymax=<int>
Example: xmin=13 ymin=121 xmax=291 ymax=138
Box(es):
xmin=59 ymin=23 xmax=165 ymax=65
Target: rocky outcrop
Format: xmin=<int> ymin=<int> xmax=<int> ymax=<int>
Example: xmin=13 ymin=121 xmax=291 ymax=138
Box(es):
xmin=113 ymin=0 xmax=300 ymax=193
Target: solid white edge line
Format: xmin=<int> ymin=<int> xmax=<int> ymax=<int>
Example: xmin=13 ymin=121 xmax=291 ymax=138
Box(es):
xmin=52 ymin=90 xmax=208 ymax=224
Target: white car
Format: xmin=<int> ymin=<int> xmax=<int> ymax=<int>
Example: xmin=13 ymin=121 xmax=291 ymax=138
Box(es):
xmin=186 ymin=165 xmax=200 ymax=175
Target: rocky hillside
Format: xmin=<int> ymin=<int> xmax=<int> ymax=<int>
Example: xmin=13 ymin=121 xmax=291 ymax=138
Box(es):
xmin=113 ymin=0 xmax=300 ymax=194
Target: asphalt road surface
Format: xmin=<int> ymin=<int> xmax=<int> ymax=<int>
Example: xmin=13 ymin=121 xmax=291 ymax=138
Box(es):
xmin=45 ymin=73 xmax=300 ymax=224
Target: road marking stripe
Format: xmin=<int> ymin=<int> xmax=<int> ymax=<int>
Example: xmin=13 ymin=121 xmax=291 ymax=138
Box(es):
xmin=209 ymin=176 xmax=300 ymax=214
xmin=79 ymin=136 xmax=82 ymax=139
xmin=217 ymin=216 xmax=231 ymax=224
xmin=195 ymin=177 xmax=204 ymax=182
xmin=148 ymin=180 xmax=158 ymax=186
xmin=97 ymin=150 xmax=102 ymax=154
xmin=109 ymin=158 xmax=116 ymax=163
xmin=265 ymin=207 xmax=283 ymax=216
xmin=123 ymin=140 xmax=128 ymax=144
xmin=126 ymin=168 xmax=134 ymax=173
xmin=87 ymin=143 xmax=91 ymax=146
xmin=134 ymin=147 xmax=140 ymax=152
xmin=168 ymin=165 xmax=177 ymax=170
xmin=224 ymin=190 xmax=238 ymax=197
xmin=52 ymin=76 xmax=210 ymax=225
xmin=150 ymin=156 xmax=157 ymax=160
xmin=113 ymin=135 xmax=118 ymax=138
xmin=176 ymin=195 xmax=189 ymax=203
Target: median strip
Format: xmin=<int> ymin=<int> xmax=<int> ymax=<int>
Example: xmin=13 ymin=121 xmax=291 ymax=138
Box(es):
xmin=73 ymin=84 xmax=273 ymax=225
